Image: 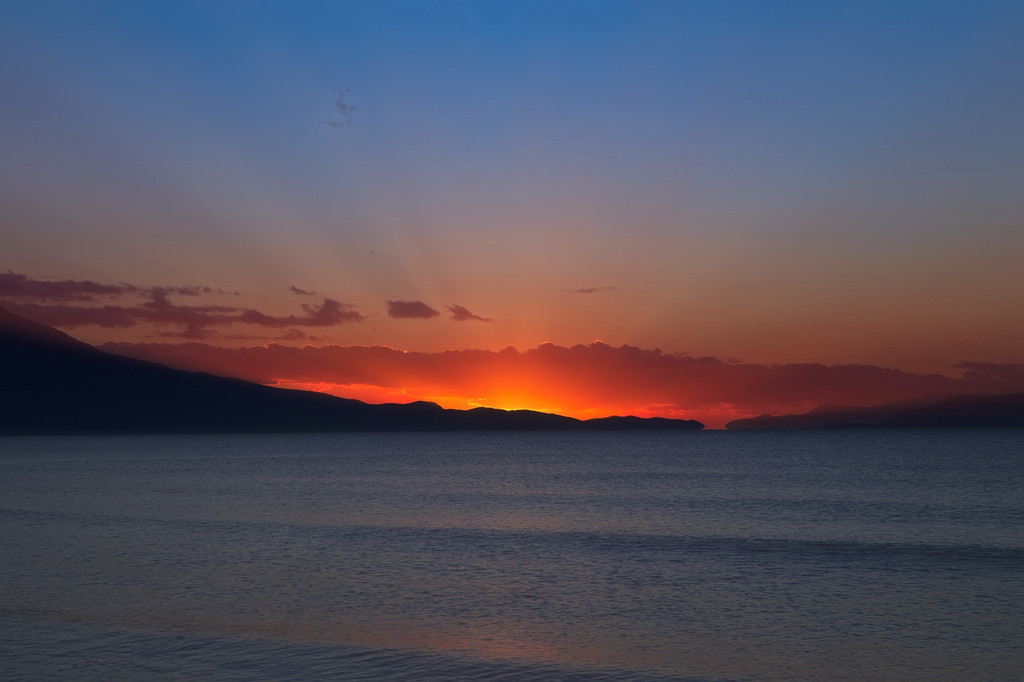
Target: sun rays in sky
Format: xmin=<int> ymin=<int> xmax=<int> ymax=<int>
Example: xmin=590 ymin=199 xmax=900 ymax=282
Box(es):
xmin=2 ymin=1 xmax=1024 ymax=426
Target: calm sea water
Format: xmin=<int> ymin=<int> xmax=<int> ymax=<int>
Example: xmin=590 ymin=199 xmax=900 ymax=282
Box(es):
xmin=1 ymin=430 xmax=1022 ymax=681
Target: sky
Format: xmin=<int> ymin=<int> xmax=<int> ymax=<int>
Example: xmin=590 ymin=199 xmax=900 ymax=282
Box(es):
xmin=2 ymin=1 xmax=1023 ymax=427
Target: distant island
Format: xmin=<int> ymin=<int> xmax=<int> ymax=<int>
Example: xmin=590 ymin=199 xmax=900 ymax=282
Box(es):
xmin=0 ymin=306 xmax=704 ymax=435
xmin=726 ymin=393 xmax=1024 ymax=430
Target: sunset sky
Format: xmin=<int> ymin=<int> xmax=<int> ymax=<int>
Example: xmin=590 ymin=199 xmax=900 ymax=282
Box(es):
xmin=3 ymin=1 xmax=1023 ymax=427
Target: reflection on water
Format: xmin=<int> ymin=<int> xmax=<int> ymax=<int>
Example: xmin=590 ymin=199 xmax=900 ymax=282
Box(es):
xmin=1 ymin=430 xmax=1023 ymax=680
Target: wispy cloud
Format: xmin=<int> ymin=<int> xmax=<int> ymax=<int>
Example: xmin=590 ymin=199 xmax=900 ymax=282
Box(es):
xmin=324 ymin=88 xmax=357 ymax=128
xmin=446 ymin=304 xmax=491 ymax=322
xmin=956 ymin=337 xmax=978 ymax=351
xmin=6 ymin=302 xmax=141 ymax=328
xmin=2 ymin=272 xmax=363 ymax=337
xmin=221 ymin=328 xmax=311 ymax=342
xmin=238 ymin=298 xmax=363 ymax=327
xmin=387 ymin=300 xmax=440 ymax=319
xmin=0 ymin=272 xmax=129 ymax=301
xmin=565 ymin=286 xmax=616 ymax=295
xmin=954 ymin=361 xmax=1024 ymax=384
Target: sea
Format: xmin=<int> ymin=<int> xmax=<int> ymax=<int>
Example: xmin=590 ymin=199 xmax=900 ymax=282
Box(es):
xmin=1 ymin=430 xmax=1022 ymax=681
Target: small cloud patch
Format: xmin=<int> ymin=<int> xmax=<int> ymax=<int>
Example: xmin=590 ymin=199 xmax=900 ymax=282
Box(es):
xmin=325 ymin=88 xmax=357 ymax=127
xmin=565 ymin=286 xmax=616 ymax=295
xmin=387 ymin=300 xmax=440 ymax=319
xmin=447 ymin=304 xmax=491 ymax=322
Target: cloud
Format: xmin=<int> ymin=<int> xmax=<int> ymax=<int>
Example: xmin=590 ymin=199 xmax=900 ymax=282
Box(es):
xmin=154 ymin=324 xmax=215 ymax=340
xmin=325 ymin=88 xmax=357 ymax=127
xmin=216 ymin=328 xmax=311 ymax=342
xmin=447 ymin=304 xmax=491 ymax=322
xmin=140 ymin=288 xmax=239 ymax=326
xmin=5 ymin=292 xmax=240 ymax=332
xmin=239 ymin=298 xmax=363 ymax=327
xmin=565 ymin=286 xmax=616 ymax=294
xmin=387 ymin=300 xmax=440 ymax=319
xmin=956 ymin=337 xmax=978 ymax=351
xmin=2 ymin=272 xmax=363 ymax=337
xmin=5 ymin=302 xmax=141 ymax=328
xmin=0 ymin=272 xmax=129 ymax=301
xmin=0 ymin=273 xmax=235 ymax=303
xmin=155 ymin=285 xmax=223 ymax=297
xmin=953 ymin=361 xmax=1024 ymax=385
xmin=289 ymin=285 xmax=317 ymax=296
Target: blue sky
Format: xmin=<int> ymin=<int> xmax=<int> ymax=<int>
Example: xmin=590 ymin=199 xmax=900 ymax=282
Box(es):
xmin=2 ymin=0 xmax=1023 ymax=373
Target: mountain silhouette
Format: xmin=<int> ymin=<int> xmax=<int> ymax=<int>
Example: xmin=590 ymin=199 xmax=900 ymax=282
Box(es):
xmin=725 ymin=393 xmax=1024 ymax=430
xmin=0 ymin=306 xmax=703 ymax=435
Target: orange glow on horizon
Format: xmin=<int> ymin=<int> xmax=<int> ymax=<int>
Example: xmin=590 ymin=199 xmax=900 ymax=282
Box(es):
xmin=271 ymin=380 xmax=596 ymax=417
xmin=95 ymin=337 xmax=994 ymax=432
xmin=269 ymin=379 xmax=728 ymax=427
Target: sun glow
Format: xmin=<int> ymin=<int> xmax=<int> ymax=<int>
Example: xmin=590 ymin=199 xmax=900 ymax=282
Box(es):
xmin=271 ymin=380 xmax=618 ymax=418
xmin=267 ymin=378 xmax=732 ymax=426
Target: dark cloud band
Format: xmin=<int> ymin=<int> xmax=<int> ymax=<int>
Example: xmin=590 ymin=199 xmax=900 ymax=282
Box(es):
xmin=2 ymin=272 xmax=363 ymax=337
